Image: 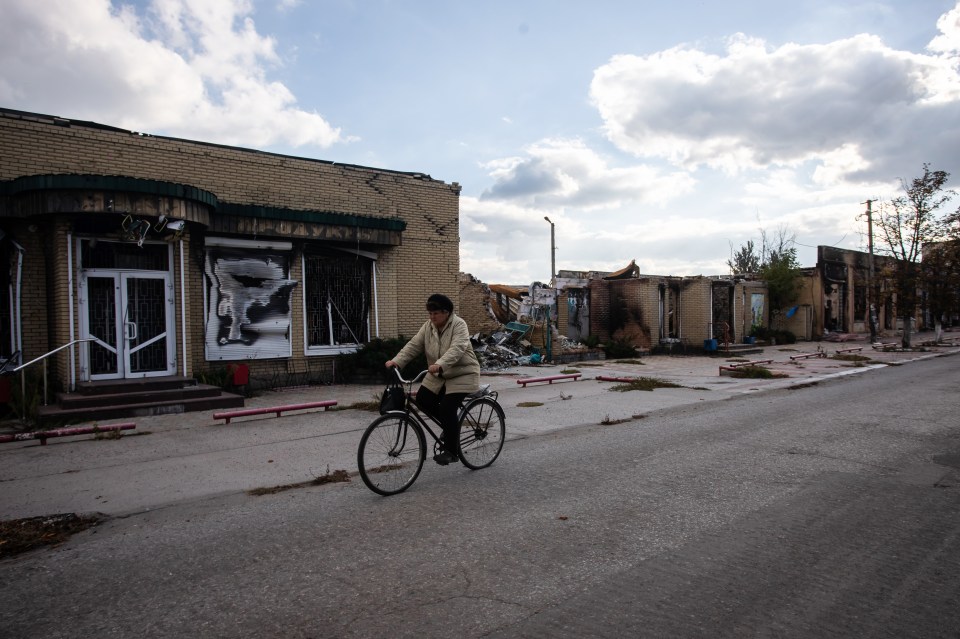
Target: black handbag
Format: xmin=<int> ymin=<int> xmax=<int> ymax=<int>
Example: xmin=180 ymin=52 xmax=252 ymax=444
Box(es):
xmin=379 ymin=381 xmax=406 ymax=414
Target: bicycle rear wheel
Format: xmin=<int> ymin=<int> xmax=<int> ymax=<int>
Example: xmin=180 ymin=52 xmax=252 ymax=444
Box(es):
xmin=358 ymin=414 xmax=426 ymax=495
xmin=457 ymin=397 xmax=505 ymax=470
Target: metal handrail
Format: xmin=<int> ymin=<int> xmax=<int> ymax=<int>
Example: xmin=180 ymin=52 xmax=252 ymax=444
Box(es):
xmin=7 ymin=338 xmax=94 ymax=411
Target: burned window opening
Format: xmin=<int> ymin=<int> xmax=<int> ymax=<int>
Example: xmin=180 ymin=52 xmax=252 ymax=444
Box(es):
xmin=712 ymin=283 xmax=734 ymax=341
xmin=659 ymin=283 xmax=680 ymax=340
xmin=305 ymin=253 xmax=371 ymax=348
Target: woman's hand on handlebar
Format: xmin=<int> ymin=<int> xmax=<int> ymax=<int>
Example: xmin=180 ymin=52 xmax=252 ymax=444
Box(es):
xmin=428 ymin=364 xmax=442 ymax=376
xmin=385 ymin=360 xmax=397 ymax=369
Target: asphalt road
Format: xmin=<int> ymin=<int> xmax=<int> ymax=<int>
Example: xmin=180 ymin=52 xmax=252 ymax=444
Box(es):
xmin=1 ymin=356 xmax=959 ymax=638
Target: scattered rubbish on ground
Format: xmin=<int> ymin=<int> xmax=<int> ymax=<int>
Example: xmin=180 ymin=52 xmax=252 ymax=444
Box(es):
xmin=0 ymin=513 xmax=100 ymax=559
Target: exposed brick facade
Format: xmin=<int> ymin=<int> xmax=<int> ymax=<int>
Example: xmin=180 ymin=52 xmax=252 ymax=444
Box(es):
xmin=457 ymin=273 xmax=501 ymax=336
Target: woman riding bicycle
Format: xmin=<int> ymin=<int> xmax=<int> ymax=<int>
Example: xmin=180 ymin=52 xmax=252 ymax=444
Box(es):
xmin=385 ymin=293 xmax=480 ymax=466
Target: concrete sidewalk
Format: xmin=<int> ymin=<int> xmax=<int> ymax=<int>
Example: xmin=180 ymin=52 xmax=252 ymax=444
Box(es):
xmin=1 ymin=334 xmax=957 ymax=520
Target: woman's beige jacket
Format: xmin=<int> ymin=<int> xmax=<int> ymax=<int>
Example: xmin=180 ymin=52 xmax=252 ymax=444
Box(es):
xmin=391 ymin=313 xmax=480 ymax=394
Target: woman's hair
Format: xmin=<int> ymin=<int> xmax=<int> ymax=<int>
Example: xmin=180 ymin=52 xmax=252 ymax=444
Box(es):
xmin=425 ymin=293 xmax=454 ymax=313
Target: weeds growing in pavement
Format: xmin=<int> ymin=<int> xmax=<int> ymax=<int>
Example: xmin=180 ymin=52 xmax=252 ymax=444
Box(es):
xmin=609 ymin=377 xmax=683 ymax=392
xmin=728 ymin=366 xmax=788 ymax=379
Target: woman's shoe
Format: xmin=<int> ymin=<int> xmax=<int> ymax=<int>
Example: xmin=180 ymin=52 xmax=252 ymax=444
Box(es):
xmin=433 ymin=451 xmax=458 ymax=465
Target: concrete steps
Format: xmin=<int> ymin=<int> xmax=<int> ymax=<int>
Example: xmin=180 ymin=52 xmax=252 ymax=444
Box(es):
xmin=37 ymin=376 xmax=244 ymax=425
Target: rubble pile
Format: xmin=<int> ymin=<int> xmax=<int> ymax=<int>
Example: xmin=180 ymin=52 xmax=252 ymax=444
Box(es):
xmin=471 ymin=323 xmax=597 ymax=369
xmin=472 ymin=325 xmax=537 ymax=369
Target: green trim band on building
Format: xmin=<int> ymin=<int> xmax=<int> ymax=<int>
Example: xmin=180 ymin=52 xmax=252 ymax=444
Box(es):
xmin=216 ymin=203 xmax=407 ymax=232
xmin=0 ymin=174 xmax=407 ymax=232
xmin=0 ymin=174 xmax=220 ymax=208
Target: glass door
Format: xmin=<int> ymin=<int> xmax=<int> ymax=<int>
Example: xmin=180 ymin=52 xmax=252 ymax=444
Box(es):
xmin=81 ymin=272 xmax=175 ymax=379
xmin=85 ymin=275 xmax=121 ymax=378
xmin=122 ymin=273 xmax=174 ymax=377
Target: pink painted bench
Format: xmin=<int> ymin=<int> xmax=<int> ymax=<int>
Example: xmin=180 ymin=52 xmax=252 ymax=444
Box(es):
xmin=0 ymin=422 xmax=136 ymax=445
xmin=836 ymin=347 xmax=863 ymax=353
xmin=517 ymin=374 xmax=581 ymax=388
xmin=214 ymin=400 xmax=337 ymax=424
xmin=790 ymin=352 xmax=826 ymax=360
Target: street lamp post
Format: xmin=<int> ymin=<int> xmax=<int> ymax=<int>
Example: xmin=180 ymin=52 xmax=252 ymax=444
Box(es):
xmin=544 ymin=216 xmax=555 ymax=284
xmin=864 ymin=199 xmax=878 ymax=343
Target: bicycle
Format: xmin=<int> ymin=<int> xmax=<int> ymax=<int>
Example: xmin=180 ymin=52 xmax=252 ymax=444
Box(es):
xmin=357 ymin=369 xmax=506 ymax=496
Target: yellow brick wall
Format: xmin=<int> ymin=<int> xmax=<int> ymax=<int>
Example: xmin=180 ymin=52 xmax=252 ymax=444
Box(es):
xmin=457 ymin=274 xmax=501 ymax=336
xmin=678 ymin=277 xmax=712 ymax=343
xmin=0 ymin=112 xmax=461 ymax=387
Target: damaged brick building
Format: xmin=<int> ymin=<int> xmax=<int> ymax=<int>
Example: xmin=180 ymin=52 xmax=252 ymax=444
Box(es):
xmin=0 ymin=108 xmax=464 ymax=397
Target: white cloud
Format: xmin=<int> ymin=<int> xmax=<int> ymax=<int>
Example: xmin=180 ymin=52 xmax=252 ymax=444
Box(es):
xmin=929 ymin=3 xmax=960 ymax=55
xmin=479 ymin=138 xmax=696 ymax=209
xmin=276 ymin=0 xmax=302 ymax=12
xmin=589 ymin=28 xmax=960 ymax=177
xmin=0 ymin=0 xmax=345 ymax=148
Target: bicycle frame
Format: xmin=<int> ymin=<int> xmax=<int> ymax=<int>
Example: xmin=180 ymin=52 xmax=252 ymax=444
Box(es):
xmin=385 ymin=369 xmax=444 ymax=447
xmin=385 ymin=368 xmax=498 ymax=449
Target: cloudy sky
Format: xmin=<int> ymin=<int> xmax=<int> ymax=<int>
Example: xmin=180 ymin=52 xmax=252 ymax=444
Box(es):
xmin=2 ymin=0 xmax=959 ymax=284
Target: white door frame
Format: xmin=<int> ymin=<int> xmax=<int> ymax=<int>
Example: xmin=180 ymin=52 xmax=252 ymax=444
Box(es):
xmin=78 ymin=247 xmax=177 ymax=380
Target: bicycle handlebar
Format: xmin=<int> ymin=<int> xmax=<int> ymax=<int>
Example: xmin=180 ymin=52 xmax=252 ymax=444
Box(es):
xmin=389 ymin=367 xmax=429 ymax=385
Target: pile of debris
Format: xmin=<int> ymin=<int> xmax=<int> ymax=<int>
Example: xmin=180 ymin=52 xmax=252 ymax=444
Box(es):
xmin=472 ymin=322 xmax=539 ymax=369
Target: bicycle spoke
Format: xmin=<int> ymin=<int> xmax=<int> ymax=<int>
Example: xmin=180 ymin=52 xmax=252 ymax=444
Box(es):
xmin=457 ymin=397 xmax=505 ymax=470
xmin=358 ymin=415 xmax=425 ymax=495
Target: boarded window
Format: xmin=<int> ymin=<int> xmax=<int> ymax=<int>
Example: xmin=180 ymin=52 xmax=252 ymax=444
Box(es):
xmin=203 ymin=247 xmax=297 ymax=360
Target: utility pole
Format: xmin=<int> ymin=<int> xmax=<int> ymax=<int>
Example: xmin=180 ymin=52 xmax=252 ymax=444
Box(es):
xmin=543 ymin=216 xmax=556 ymax=285
xmin=863 ymin=199 xmax=878 ymax=343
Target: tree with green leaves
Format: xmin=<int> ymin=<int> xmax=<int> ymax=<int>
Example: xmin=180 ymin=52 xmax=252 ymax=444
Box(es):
xmin=875 ymin=164 xmax=956 ymax=348
xmin=727 ymin=239 xmax=761 ymax=274
xmin=758 ymin=227 xmax=802 ymax=330
xmin=729 ymin=226 xmax=803 ymax=329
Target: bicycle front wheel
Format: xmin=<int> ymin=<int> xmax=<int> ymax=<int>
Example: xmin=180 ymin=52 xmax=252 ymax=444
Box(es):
xmin=457 ymin=397 xmax=505 ymax=470
xmin=358 ymin=414 xmax=426 ymax=496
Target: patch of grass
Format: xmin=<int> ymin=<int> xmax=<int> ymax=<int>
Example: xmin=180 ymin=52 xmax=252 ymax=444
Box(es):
xmin=729 ymin=366 xmax=788 ymax=379
xmin=339 ymin=400 xmax=381 ymax=412
xmin=614 ymin=359 xmax=645 ymax=365
xmin=788 ymin=381 xmax=820 ymax=390
xmin=560 ymin=368 xmax=581 ymax=374
xmin=0 ymin=513 xmax=100 ymax=559
xmin=725 ymin=357 xmax=749 ymax=362
xmin=248 ymin=468 xmax=351 ymax=495
xmin=830 ymin=353 xmax=873 ymax=363
xmin=577 ymin=362 xmax=604 ymax=367
xmin=600 ymin=415 xmax=632 ymax=425
xmin=93 ymin=427 xmax=124 ymax=441
xmin=609 ymin=377 xmax=683 ymax=392
xmin=311 ymin=469 xmax=351 ymax=485
xmin=516 ymin=401 xmax=544 ymax=408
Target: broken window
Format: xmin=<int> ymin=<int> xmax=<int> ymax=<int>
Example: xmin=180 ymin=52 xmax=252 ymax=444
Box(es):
xmin=304 ymin=250 xmax=372 ymax=350
xmin=658 ymin=283 xmax=680 ymax=340
xmin=854 ymin=285 xmax=866 ymax=321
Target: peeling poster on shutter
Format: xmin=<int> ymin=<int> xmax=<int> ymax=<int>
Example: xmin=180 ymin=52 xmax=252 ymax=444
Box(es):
xmin=204 ymin=248 xmax=298 ymax=360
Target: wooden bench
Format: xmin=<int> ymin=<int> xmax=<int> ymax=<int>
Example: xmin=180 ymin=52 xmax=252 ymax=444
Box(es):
xmin=836 ymin=347 xmax=863 ymax=354
xmin=517 ymin=373 xmax=581 ymax=388
xmin=213 ymin=400 xmax=338 ymax=424
xmin=789 ymin=352 xmax=826 ymax=360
